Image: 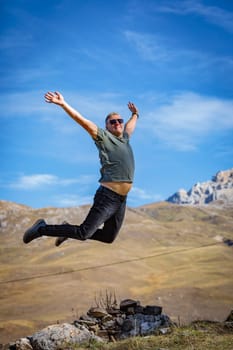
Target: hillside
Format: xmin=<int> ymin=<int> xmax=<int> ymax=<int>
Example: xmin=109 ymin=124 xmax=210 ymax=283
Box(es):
xmin=0 ymin=199 xmax=233 ymax=344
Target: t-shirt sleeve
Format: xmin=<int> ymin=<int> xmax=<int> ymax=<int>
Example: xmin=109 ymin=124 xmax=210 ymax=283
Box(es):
xmin=123 ymin=131 xmax=130 ymax=140
xmin=94 ymin=127 xmax=105 ymax=143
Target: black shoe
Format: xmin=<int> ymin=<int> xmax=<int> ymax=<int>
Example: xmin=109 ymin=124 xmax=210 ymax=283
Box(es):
xmin=23 ymin=219 xmax=46 ymax=244
xmin=55 ymin=236 xmax=68 ymax=247
xmin=55 ymin=221 xmax=69 ymax=247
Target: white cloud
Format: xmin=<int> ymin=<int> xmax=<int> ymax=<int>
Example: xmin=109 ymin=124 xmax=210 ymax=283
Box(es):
xmin=0 ymin=90 xmax=53 ymax=117
xmin=52 ymin=194 xmax=93 ymax=207
xmin=11 ymin=174 xmax=57 ymax=189
xmin=123 ymin=30 xmax=233 ymax=71
xmin=0 ymin=90 xmax=125 ymax=122
xmin=123 ymin=30 xmax=170 ymax=62
xmin=9 ymin=174 xmax=95 ymax=190
xmin=156 ymin=0 xmax=233 ymax=33
xmin=143 ymin=92 xmax=233 ymax=151
xmin=129 ymin=186 xmax=162 ymax=205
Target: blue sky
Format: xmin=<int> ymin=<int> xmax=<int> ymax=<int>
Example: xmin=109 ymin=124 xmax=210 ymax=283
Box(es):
xmin=1 ymin=0 xmax=233 ymax=208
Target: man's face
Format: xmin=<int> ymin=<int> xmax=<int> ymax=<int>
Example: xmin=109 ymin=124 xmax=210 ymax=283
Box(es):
xmin=106 ymin=114 xmax=124 ymax=137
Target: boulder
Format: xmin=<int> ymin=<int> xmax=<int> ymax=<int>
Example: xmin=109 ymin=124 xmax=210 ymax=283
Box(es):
xmin=29 ymin=323 xmax=103 ymax=350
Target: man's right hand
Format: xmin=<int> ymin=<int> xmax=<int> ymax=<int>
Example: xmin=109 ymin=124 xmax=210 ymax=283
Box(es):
xmin=44 ymin=91 xmax=65 ymax=106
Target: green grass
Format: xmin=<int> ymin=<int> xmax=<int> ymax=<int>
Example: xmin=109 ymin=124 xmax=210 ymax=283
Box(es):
xmin=60 ymin=322 xmax=233 ymax=350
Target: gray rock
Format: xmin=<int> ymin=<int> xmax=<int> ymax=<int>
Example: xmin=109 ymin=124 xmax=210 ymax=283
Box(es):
xmin=12 ymin=338 xmax=33 ymax=350
xmin=88 ymin=307 xmax=109 ymax=318
xmin=143 ymin=305 xmax=162 ymax=315
xmin=122 ymin=319 xmax=135 ymax=332
xmin=159 ymin=327 xmax=170 ymax=335
xmin=120 ymin=299 xmax=139 ymax=311
xmin=30 ymin=323 xmax=103 ymax=350
xmin=140 ymin=320 xmax=161 ymax=335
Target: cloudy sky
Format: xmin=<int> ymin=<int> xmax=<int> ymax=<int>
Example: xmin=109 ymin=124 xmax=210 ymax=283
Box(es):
xmin=1 ymin=0 xmax=233 ymax=208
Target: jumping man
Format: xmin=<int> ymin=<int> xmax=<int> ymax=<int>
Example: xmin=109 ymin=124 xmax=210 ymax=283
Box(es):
xmin=23 ymin=92 xmax=139 ymax=245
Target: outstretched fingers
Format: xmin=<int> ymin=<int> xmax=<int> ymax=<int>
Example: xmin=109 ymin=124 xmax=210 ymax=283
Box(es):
xmin=128 ymin=101 xmax=138 ymax=114
xmin=44 ymin=91 xmax=63 ymax=105
xmin=44 ymin=91 xmax=55 ymax=103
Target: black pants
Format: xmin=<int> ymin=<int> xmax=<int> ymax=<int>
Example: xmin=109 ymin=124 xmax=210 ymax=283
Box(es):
xmin=40 ymin=186 xmax=127 ymax=243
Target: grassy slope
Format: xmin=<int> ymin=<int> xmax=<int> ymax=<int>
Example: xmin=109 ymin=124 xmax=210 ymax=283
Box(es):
xmin=82 ymin=322 xmax=233 ymax=350
xmin=0 ymin=201 xmax=233 ymax=344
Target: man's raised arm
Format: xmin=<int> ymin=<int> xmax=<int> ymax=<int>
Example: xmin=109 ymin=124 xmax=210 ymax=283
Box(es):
xmin=124 ymin=101 xmax=139 ymax=137
xmin=45 ymin=91 xmax=98 ymax=139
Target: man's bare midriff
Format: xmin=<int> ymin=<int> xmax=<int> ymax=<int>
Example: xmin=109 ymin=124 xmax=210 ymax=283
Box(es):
xmin=101 ymin=182 xmax=132 ymax=196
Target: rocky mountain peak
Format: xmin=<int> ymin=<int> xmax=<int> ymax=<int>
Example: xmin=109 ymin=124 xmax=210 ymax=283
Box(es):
xmin=166 ymin=168 xmax=233 ymax=206
xmin=212 ymin=169 xmax=233 ymax=183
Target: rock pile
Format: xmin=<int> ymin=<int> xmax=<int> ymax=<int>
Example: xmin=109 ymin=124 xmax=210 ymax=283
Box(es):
xmin=75 ymin=298 xmax=171 ymax=341
xmin=167 ymin=168 xmax=233 ymax=205
xmin=5 ymin=299 xmax=172 ymax=350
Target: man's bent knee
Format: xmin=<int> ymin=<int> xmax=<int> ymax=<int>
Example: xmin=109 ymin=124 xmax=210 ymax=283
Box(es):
xmin=103 ymin=236 xmax=117 ymax=244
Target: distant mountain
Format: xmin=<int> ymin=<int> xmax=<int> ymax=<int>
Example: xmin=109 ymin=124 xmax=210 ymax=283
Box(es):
xmin=166 ymin=169 xmax=233 ymax=206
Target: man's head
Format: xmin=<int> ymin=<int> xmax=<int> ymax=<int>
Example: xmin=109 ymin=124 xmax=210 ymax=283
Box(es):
xmin=105 ymin=112 xmax=124 ymax=137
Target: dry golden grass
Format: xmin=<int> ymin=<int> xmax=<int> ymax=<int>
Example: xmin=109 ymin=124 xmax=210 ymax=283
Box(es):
xmin=0 ymin=200 xmax=233 ymax=344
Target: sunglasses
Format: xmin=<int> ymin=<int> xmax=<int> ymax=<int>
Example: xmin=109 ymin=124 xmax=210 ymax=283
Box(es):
xmin=109 ymin=118 xmax=124 ymax=125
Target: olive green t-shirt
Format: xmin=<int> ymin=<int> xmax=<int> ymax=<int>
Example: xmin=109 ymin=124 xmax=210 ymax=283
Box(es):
xmin=94 ymin=128 xmax=135 ymax=183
